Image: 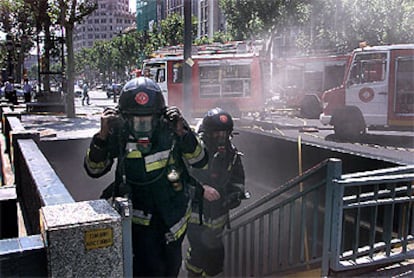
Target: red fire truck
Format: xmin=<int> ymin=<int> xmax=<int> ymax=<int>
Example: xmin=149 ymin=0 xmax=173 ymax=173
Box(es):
xmin=272 ymin=53 xmax=350 ymax=118
xmin=143 ymin=45 xmax=263 ymax=118
xmin=320 ymin=44 xmax=414 ymax=139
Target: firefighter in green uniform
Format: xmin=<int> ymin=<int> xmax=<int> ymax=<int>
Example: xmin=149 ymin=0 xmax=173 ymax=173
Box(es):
xmin=84 ymin=77 xmax=208 ymax=277
xmin=185 ymin=107 xmax=247 ymax=277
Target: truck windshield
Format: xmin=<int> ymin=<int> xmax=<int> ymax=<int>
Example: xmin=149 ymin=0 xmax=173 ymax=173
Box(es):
xmin=348 ymin=52 xmax=387 ymax=86
xmin=143 ymin=63 xmax=166 ymax=83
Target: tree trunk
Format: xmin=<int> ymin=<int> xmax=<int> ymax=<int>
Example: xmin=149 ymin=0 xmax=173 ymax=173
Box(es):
xmin=65 ymin=24 xmax=76 ymax=118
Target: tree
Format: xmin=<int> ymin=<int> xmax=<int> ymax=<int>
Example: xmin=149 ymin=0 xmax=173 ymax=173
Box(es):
xmin=219 ymin=0 xmax=309 ymax=41
xmin=0 ymin=0 xmax=35 ymax=82
xmin=52 ymin=0 xmax=97 ymax=117
xmin=293 ymin=0 xmax=414 ymax=53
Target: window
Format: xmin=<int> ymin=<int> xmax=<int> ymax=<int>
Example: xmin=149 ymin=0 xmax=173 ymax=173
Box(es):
xmin=348 ymin=52 xmax=386 ymax=86
xmin=395 ymin=57 xmax=414 ymax=113
xmin=199 ymin=62 xmax=252 ymax=98
xmin=173 ymin=63 xmax=183 ymax=83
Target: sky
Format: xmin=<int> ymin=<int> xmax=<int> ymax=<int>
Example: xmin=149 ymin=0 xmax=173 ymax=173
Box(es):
xmin=129 ymin=0 xmax=136 ymax=13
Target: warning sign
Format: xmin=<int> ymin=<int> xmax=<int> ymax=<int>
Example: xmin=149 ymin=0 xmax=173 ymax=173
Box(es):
xmin=84 ymin=228 xmax=113 ymax=251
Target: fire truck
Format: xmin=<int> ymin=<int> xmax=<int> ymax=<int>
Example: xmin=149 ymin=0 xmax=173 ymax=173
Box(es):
xmin=320 ymin=44 xmax=414 ymax=139
xmin=142 ymin=43 xmax=263 ymax=118
xmin=272 ymin=53 xmax=350 ymax=119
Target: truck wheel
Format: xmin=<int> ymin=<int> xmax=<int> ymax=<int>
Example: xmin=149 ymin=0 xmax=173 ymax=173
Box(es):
xmin=300 ymin=94 xmax=322 ymax=119
xmin=332 ymin=106 xmax=365 ymax=140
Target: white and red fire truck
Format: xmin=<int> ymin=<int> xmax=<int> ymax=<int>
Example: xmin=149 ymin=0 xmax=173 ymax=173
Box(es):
xmin=320 ymin=44 xmax=414 ymax=139
xmin=272 ymin=53 xmax=350 ymax=118
xmin=142 ymin=43 xmax=264 ymax=118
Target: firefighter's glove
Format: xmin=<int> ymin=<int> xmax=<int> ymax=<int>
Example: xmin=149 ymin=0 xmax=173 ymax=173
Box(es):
xmin=165 ymin=106 xmax=187 ymax=137
xmin=100 ymin=107 xmax=122 ymax=140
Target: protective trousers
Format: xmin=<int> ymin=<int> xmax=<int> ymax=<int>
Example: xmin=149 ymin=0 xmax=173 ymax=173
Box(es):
xmin=132 ymin=222 xmax=184 ymax=277
xmin=186 ymin=223 xmax=224 ymax=276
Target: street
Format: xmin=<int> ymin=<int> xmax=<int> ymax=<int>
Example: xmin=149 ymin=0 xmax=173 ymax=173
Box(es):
xmin=75 ymin=88 xmax=118 ymax=116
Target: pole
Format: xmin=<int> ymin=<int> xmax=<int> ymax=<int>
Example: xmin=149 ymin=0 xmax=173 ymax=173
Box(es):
xmin=37 ymin=35 xmax=41 ymax=93
xmin=183 ymin=0 xmax=192 ymax=120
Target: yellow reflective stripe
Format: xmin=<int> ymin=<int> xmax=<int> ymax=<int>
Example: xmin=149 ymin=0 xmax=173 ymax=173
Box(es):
xmin=132 ymin=217 xmax=150 ymax=225
xmin=144 ymin=150 xmax=170 ymax=172
xmin=185 ymin=260 xmax=203 ymax=275
xmin=189 ymin=212 xmax=227 ymax=229
xmin=183 ymin=141 xmax=206 ymax=165
xmin=132 ymin=209 xmax=152 ymax=226
xmin=85 ymin=149 xmax=107 ymax=169
xmin=145 ymin=158 xmax=168 ymax=172
xmin=166 ymin=200 xmax=192 ymax=242
xmin=126 ymin=150 xmax=142 ymax=158
xmin=145 ymin=150 xmax=170 ymax=164
xmin=85 ymin=149 xmax=111 ymax=175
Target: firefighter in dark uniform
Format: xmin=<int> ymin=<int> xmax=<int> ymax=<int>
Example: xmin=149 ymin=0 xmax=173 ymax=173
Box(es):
xmin=185 ymin=107 xmax=247 ymax=277
xmin=84 ymin=77 xmax=208 ymax=277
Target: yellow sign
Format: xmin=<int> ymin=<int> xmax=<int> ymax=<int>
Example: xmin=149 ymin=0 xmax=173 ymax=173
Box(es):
xmin=84 ymin=228 xmax=113 ymax=251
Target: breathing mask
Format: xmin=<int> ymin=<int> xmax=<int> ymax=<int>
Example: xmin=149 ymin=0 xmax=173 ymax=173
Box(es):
xmin=208 ymin=130 xmax=230 ymax=154
xmin=127 ymin=115 xmax=155 ymax=154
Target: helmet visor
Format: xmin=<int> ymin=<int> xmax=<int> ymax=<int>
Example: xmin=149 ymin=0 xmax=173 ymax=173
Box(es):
xmin=130 ymin=115 xmax=153 ymax=133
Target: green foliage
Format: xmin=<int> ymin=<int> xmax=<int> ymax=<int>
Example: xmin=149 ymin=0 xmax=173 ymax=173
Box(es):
xmin=219 ymin=0 xmax=309 ymax=40
xmin=159 ymin=13 xmax=184 ymax=46
xmin=194 ymin=36 xmax=212 ymax=45
xmin=212 ymin=31 xmax=233 ymax=43
xmin=73 ymin=12 xmax=199 ymax=83
xmin=294 ymin=0 xmax=414 ymax=53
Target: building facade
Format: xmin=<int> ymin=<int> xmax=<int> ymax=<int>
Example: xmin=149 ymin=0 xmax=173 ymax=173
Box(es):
xmin=73 ymin=0 xmax=135 ymax=50
xmin=136 ymin=0 xmax=164 ymax=31
xmin=136 ymin=0 xmax=224 ymax=39
xmin=197 ymin=0 xmax=224 ymax=38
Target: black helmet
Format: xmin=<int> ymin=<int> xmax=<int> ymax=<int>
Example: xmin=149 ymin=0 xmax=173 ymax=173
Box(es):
xmin=200 ymin=107 xmax=234 ymax=133
xmin=118 ymin=77 xmax=166 ymax=116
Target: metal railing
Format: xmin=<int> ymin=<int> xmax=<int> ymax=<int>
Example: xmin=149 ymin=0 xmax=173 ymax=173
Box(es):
xmin=223 ymin=159 xmax=414 ymax=277
xmin=329 ymin=165 xmax=414 ymax=274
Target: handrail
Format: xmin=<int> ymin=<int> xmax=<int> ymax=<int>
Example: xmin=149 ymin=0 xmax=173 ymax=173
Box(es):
xmin=231 ymin=158 xmax=332 ymax=222
xmin=223 ymin=158 xmax=342 ymax=276
xmin=224 ymin=157 xmax=414 ymax=277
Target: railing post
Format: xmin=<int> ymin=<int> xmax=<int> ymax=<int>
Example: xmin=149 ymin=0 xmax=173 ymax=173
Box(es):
xmin=321 ymin=158 xmax=342 ymax=277
xmin=113 ymin=197 xmax=133 ymax=277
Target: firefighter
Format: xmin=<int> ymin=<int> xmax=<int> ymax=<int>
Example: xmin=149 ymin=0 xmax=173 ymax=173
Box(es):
xmin=84 ymin=76 xmax=208 ymax=277
xmin=185 ymin=107 xmax=247 ymax=277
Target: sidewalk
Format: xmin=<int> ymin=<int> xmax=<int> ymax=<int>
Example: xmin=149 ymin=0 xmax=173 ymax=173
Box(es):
xmin=20 ymin=90 xmax=117 ymax=140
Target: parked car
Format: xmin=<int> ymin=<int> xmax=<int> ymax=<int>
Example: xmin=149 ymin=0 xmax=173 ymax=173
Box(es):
xmin=106 ymin=83 xmax=122 ymax=98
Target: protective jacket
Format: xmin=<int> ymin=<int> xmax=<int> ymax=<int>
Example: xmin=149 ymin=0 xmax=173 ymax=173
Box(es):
xmin=84 ymin=122 xmax=207 ymax=242
xmin=189 ymin=142 xmax=245 ymax=229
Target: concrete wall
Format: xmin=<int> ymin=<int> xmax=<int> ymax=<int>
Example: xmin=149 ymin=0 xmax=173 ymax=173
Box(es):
xmin=38 ymin=138 xmax=115 ymax=201
xmin=38 ymin=130 xmax=397 ymax=202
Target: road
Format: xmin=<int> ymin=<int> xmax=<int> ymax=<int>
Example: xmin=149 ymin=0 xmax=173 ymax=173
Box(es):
xmin=19 ymin=90 xmax=414 ymax=165
xmin=237 ymin=113 xmax=414 ymax=165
